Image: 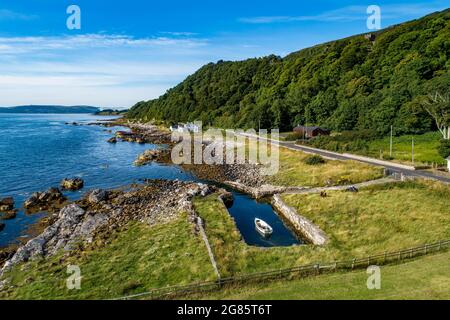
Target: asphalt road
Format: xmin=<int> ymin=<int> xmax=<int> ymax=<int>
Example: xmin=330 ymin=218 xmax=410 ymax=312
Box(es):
xmin=238 ymin=133 xmax=450 ymax=184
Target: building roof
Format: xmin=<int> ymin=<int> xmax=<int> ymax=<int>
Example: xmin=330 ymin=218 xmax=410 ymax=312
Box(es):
xmin=294 ymin=125 xmax=329 ymax=131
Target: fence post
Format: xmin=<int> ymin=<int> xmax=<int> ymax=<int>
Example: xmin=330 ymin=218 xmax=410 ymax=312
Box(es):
xmin=439 ymin=240 xmax=442 ymax=251
xmin=315 ymin=264 xmax=320 ymax=275
xmin=334 ymin=261 xmax=337 ymax=272
xmin=424 ymin=244 xmax=428 ymax=255
xmin=409 ymin=248 xmax=413 ymax=258
xmin=384 ymin=251 xmax=387 ymax=263
xmin=351 ymin=258 xmax=356 ymax=270
xmin=367 ymin=256 xmax=371 ymax=266
xmin=398 ymin=251 xmax=401 ymax=261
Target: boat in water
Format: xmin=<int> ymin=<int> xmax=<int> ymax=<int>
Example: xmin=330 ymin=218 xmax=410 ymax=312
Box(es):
xmin=255 ymin=218 xmax=273 ymax=237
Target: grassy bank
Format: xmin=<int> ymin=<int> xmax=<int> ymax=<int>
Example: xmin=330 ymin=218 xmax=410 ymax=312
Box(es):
xmin=0 ymin=214 xmax=216 ymax=299
xmin=199 ymin=250 xmax=450 ymax=300
xmin=282 ymin=181 xmax=450 ymax=257
xmin=193 ymin=181 xmax=450 ymax=277
xmin=304 ymin=131 xmax=444 ymax=166
xmin=366 ymin=132 xmax=444 ymax=165
xmin=270 ymin=147 xmax=384 ymax=187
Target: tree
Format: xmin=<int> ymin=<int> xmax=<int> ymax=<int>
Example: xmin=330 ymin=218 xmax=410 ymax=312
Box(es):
xmin=438 ymin=139 xmax=450 ymax=159
xmin=421 ymin=91 xmax=450 ymax=139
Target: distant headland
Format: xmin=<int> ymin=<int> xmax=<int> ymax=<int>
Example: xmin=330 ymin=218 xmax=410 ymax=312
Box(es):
xmin=0 ymin=105 xmax=100 ymax=114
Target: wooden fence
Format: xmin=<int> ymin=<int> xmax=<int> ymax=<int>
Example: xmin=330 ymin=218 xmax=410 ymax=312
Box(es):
xmin=114 ymin=239 xmax=450 ymax=300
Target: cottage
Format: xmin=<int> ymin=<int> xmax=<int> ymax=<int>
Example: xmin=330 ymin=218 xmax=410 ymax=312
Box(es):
xmin=170 ymin=122 xmax=200 ymax=133
xmin=169 ymin=124 xmax=185 ymax=133
xmin=293 ymin=125 xmax=330 ymax=138
xmin=185 ymin=122 xmax=200 ymax=133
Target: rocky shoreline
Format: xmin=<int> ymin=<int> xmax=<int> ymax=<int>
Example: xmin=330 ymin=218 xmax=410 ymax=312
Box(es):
xmin=101 ymin=119 xmax=267 ymax=187
xmin=0 ymin=119 xmax=270 ymax=280
xmin=0 ymin=179 xmax=224 ymax=279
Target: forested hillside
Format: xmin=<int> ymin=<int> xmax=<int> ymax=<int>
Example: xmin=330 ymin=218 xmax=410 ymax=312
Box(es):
xmin=128 ymin=9 xmax=449 ymax=134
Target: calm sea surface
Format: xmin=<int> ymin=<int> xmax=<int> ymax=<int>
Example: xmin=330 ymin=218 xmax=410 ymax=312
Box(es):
xmin=0 ymin=114 xmax=300 ymax=247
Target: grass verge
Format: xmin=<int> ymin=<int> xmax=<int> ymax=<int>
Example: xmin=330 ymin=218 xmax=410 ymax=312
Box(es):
xmin=366 ymin=132 xmax=444 ymax=166
xmin=199 ymin=249 xmax=450 ymax=300
xmin=0 ymin=214 xmax=216 ymax=300
xmin=193 ymin=180 xmax=450 ymax=277
xmin=269 ymin=147 xmax=384 ymax=187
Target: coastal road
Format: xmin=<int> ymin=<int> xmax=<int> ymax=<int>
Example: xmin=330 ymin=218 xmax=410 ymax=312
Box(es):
xmin=237 ymin=133 xmax=450 ymax=184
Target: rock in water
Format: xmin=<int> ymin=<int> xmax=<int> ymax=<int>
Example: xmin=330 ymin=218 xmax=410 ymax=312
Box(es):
xmin=24 ymin=188 xmax=67 ymax=211
xmin=134 ymin=149 xmax=163 ymax=166
xmin=107 ymin=137 xmax=117 ymax=143
xmin=60 ymin=178 xmax=84 ymax=191
xmin=0 ymin=197 xmax=14 ymax=212
xmin=218 ymin=190 xmax=234 ymax=208
xmin=0 ymin=223 xmax=5 ymax=232
xmin=1 ymin=210 xmax=17 ymax=220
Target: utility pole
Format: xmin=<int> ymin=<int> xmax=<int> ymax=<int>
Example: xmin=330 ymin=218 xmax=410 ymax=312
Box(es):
xmin=390 ymin=125 xmax=393 ymax=158
xmin=412 ymin=136 xmax=415 ymax=165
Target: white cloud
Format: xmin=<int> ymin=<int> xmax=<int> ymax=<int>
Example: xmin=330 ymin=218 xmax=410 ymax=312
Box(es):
xmin=0 ymin=33 xmax=214 ymax=107
xmin=0 ymin=9 xmax=37 ymax=21
xmin=239 ymin=2 xmax=448 ymax=24
xmin=0 ymin=34 xmax=208 ymax=55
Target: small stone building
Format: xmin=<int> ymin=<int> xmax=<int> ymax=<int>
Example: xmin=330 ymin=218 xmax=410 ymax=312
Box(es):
xmin=293 ymin=125 xmax=331 ymax=138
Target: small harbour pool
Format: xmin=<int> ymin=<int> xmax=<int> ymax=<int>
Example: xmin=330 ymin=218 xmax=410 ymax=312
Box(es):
xmin=227 ymin=191 xmax=302 ymax=247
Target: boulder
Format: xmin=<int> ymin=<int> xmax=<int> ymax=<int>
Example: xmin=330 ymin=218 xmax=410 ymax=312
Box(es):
xmin=134 ymin=149 xmax=161 ymax=166
xmin=39 ymin=188 xmax=66 ymax=202
xmin=1 ymin=210 xmax=17 ymax=220
xmin=24 ymin=188 xmax=67 ymax=210
xmin=88 ymin=189 xmax=109 ymax=204
xmin=0 ymin=197 xmax=14 ymax=212
xmin=61 ymin=178 xmax=84 ymax=191
xmin=58 ymin=203 xmax=86 ymax=221
xmin=24 ymin=192 xmax=40 ymax=209
xmin=218 ymin=190 xmax=234 ymax=208
xmin=107 ymin=137 xmax=117 ymax=143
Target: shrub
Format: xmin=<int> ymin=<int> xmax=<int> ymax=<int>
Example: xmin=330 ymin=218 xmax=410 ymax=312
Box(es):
xmin=438 ymin=139 xmax=450 ymax=159
xmin=284 ymin=132 xmax=303 ymax=141
xmin=304 ymin=155 xmax=326 ymax=165
xmin=382 ymin=154 xmax=394 ymax=161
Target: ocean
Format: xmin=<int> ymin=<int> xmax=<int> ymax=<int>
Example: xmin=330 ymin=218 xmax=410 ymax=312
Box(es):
xmin=0 ymin=113 xmax=300 ymax=247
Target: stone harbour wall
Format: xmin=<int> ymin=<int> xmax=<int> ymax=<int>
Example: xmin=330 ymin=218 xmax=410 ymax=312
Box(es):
xmin=271 ymin=194 xmax=328 ymax=245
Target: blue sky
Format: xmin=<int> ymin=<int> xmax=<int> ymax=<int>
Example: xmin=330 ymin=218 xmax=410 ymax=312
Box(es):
xmin=0 ymin=0 xmax=448 ymax=108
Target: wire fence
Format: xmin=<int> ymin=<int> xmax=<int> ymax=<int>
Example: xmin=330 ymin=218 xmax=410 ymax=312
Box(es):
xmin=114 ymin=239 xmax=450 ymax=300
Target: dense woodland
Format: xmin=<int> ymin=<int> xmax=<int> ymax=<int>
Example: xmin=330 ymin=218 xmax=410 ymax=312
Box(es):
xmin=128 ymin=9 xmax=449 ymax=136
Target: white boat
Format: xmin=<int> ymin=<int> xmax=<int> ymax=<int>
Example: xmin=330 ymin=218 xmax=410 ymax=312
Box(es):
xmin=255 ymin=218 xmax=273 ymax=237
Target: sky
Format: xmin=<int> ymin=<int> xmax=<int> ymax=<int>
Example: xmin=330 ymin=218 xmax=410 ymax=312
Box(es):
xmin=0 ymin=0 xmax=448 ymax=108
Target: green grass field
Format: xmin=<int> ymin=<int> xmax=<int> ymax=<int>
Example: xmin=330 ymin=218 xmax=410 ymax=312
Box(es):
xmin=267 ymin=146 xmax=384 ymax=187
xmin=200 ymin=250 xmax=450 ymax=300
xmin=0 ymin=214 xmax=216 ymax=300
xmin=2 ymin=180 xmax=449 ymax=299
xmin=365 ymin=132 xmax=444 ymax=166
xmin=193 ymin=181 xmax=450 ymax=276
xmin=282 ymin=181 xmax=450 ymax=258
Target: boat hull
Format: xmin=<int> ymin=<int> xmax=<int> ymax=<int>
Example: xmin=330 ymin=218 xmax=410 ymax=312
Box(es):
xmin=255 ymin=218 xmax=273 ymax=237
